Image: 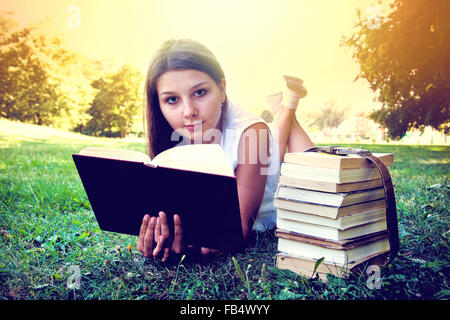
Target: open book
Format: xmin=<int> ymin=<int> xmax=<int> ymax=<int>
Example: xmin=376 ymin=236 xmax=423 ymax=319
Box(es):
xmin=72 ymin=144 xmax=244 ymax=252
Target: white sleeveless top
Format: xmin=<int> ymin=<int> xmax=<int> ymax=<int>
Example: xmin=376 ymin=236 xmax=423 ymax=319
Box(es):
xmin=219 ymin=100 xmax=280 ymax=231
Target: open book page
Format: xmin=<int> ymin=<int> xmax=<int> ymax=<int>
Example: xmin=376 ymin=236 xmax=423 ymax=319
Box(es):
xmin=152 ymin=144 xmax=235 ymax=177
xmin=78 ymin=147 xmax=151 ymax=164
xmin=78 ymin=144 xmax=235 ymax=177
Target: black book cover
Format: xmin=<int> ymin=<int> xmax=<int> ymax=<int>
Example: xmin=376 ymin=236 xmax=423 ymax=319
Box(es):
xmin=72 ymin=154 xmax=244 ymax=252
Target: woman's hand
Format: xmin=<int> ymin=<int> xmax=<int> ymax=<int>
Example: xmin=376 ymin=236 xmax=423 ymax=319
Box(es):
xmin=136 ymin=211 xmax=219 ymax=261
xmin=136 ymin=211 xmax=184 ymax=262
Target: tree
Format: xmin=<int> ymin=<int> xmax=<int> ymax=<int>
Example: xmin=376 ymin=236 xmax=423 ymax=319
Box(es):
xmin=0 ymin=13 xmax=87 ymax=128
xmin=52 ymin=52 xmax=103 ymax=131
xmin=0 ymin=25 xmax=61 ymax=125
xmin=0 ymin=13 xmax=105 ymax=130
xmin=84 ymin=64 xmax=143 ymax=138
xmin=309 ymin=101 xmax=346 ymax=131
xmin=342 ymin=0 xmax=450 ymax=139
xmin=0 ymin=10 xmax=19 ymax=40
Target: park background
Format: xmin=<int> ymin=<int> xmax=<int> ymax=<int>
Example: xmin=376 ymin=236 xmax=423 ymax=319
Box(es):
xmin=0 ymin=0 xmax=449 ymax=301
xmin=0 ymin=0 xmax=448 ymax=144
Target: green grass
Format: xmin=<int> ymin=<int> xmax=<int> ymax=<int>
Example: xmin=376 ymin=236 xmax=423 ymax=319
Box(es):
xmin=1 ymin=120 xmax=449 ymax=300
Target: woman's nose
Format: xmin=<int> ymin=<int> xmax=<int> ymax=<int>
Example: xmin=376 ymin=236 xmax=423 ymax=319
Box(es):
xmin=182 ymin=100 xmax=198 ymax=118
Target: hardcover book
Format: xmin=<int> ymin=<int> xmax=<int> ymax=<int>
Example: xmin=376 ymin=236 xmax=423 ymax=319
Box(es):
xmin=274 ymin=198 xmax=386 ymax=219
xmin=276 ymin=207 xmax=386 ymax=230
xmin=275 ymin=251 xmax=389 ymax=281
xmin=278 ymin=175 xmax=384 ymax=193
xmin=72 ymin=144 xmax=244 ymax=252
xmin=283 ymin=152 xmax=393 ymax=169
xmin=276 ymin=217 xmax=387 ymax=241
xmin=274 ymin=149 xmax=396 ymax=279
xmin=276 ymin=229 xmax=390 ymax=265
xmin=275 ymin=185 xmax=385 ymax=207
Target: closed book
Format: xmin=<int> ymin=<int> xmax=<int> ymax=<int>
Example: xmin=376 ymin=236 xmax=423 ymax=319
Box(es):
xmin=275 ymin=229 xmax=388 ymax=250
xmin=276 ymin=207 xmax=386 ymax=230
xmin=278 ymin=175 xmax=384 ymax=193
xmin=277 ymin=235 xmax=390 ymax=265
xmin=276 ymin=252 xmax=353 ymax=280
xmin=275 ymin=252 xmax=389 ymax=281
xmin=274 ymin=198 xmax=386 ymax=219
xmin=283 ymin=152 xmax=394 ymax=169
xmin=275 ymin=185 xmax=385 ymax=207
xmin=276 ymin=217 xmax=387 ymax=241
xmin=280 ymin=162 xmax=386 ymax=183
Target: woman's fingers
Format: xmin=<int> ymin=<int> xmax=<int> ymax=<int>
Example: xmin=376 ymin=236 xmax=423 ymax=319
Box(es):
xmin=154 ymin=216 xmax=161 ymax=242
xmin=143 ymin=216 xmax=157 ymax=257
xmin=161 ymin=247 xmax=170 ymax=263
xmin=201 ymin=247 xmax=220 ymax=256
xmin=153 ymin=235 xmax=167 ymax=258
xmin=159 ymin=211 xmax=170 ymax=239
xmin=153 ymin=211 xmax=170 ymax=258
xmin=137 ymin=214 xmax=150 ymax=253
xmin=172 ymin=214 xmax=183 ymax=254
xmin=138 ymin=212 xmax=186 ymax=262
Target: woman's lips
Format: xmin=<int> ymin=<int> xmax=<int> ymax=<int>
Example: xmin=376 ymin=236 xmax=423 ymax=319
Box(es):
xmin=184 ymin=121 xmax=204 ymax=132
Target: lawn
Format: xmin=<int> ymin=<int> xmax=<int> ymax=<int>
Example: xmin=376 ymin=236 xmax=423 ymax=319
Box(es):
xmin=0 ymin=120 xmax=449 ymax=300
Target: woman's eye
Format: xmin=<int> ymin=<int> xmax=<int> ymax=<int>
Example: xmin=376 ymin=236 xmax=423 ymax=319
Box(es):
xmin=194 ymin=89 xmax=206 ymax=97
xmin=166 ymin=96 xmax=178 ymax=104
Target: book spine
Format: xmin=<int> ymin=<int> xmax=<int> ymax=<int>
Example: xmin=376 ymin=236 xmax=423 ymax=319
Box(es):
xmin=283 ymin=153 xmax=393 ymax=169
xmin=277 ymin=237 xmax=390 ymax=265
xmin=278 ymin=175 xmax=384 ymax=193
xmin=274 ymin=197 xmax=386 ymax=220
xmin=275 ymin=228 xmax=389 ymax=249
xmin=280 ymin=163 xmax=383 ymax=184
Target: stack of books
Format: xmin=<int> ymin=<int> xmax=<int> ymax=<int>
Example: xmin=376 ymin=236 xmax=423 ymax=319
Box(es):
xmin=274 ymin=150 xmax=394 ymax=280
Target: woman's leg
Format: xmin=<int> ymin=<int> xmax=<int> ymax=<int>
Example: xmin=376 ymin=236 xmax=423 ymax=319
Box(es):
xmin=268 ymin=76 xmax=314 ymax=163
xmin=270 ymin=105 xmax=294 ymax=163
xmin=271 ymin=107 xmax=314 ymax=163
xmin=287 ymin=116 xmax=314 ymax=153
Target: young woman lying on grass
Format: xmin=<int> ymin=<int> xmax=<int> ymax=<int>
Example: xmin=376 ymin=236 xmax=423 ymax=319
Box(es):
xmin=137 ymin=39 xmax=314 ymax=261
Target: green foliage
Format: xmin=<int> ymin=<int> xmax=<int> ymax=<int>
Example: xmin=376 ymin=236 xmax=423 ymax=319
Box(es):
xmin=0 ymin=12 xmax=143 ymax=136
xmin=0 ymin=123 xmax=449 ymax=300
xmin=342 ymin=0 xmax=450 ymax=139
xmin=0 ymin=10 xmax=19 ymax=39
xmin=0 ymin=24 xmax=64 ymax=125
xmin=50 ymin=52 xmax=101 ymax=132
xmin=82 ymin=65 xmax=143 ymax=138
xmin=307 ymin=101 xmax=346 ymax=130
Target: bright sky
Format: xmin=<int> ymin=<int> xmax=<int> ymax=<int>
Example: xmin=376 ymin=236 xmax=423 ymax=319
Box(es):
xmin=1 ymin=0 xmax=387 ymax=115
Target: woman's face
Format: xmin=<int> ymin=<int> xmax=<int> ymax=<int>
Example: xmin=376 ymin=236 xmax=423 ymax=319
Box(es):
xmin=156 ymin=69 xmax=226 ymax=144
